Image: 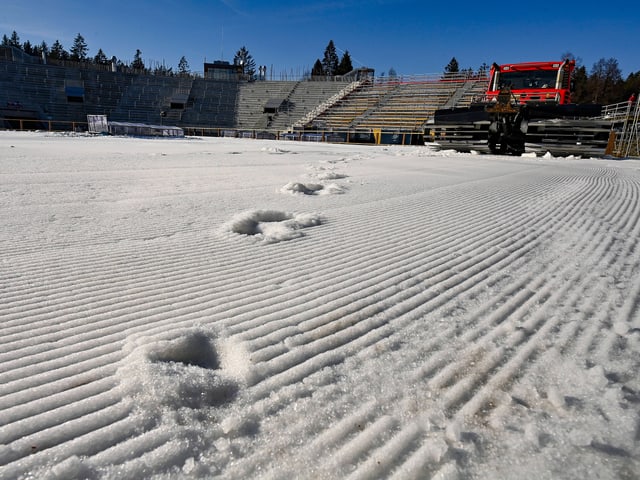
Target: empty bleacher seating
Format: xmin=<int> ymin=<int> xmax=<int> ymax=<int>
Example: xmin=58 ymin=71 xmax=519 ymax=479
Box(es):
xmin=1 ymin=46 xmax=482 ymax=137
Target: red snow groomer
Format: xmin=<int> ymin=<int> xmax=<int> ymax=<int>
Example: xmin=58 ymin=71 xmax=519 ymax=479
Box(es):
xmin=432 ymin=60 xmax=612 ymax=156
xmin=485 ymin=60 xmax=574 ymax=105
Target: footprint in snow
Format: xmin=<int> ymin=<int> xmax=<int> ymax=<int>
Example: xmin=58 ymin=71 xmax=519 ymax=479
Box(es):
xmin=117 ymin=329 xmax=244 ymax=410
xmin=223 ymin=209 xmax=324 ymax=243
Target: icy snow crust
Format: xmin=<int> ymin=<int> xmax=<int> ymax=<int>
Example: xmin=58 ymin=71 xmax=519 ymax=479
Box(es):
xmin=1 ymin=131 xmax=639 ymax=479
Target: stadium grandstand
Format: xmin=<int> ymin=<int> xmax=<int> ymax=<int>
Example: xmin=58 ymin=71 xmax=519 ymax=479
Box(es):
xmin=0 ymin=45 xmax=485 ymax=145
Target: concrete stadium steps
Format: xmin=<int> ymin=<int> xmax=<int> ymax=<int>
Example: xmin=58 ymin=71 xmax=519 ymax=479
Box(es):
xmin=352 ymin=80 xmax=464 ymax=130
xmin=111 ymin=76 xmax=179 ymax=124
xmin=80 ymin=71 xmax=142 ymax=121
xmin=0 ymin=57 xmax=334 ymax=132
xmin=302 ymin=77 xmax=486 ymax=132
xmin=1 ymin=54 xmax=477 ymax=134
xmin=308 ymin=82 xmax=398 ymax=129
xmin=448 ymin=78 xmax=489 ymax=108
xmin=179 ymin=79 xmax=238 ymax=127
xmin=234 ymin=81 xmax=299 ymax=129
xmin=0 ymin=62 xmax=66 ymax=120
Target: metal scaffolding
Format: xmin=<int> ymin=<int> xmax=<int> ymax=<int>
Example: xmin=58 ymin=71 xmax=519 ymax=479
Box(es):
xmin=605 ymin=97 xmax=640 ymax=158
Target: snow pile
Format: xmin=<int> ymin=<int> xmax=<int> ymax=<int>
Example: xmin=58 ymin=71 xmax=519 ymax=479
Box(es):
xmin=280 ymin=181 xmax=325 ymax=195
xmin=280 ymin=181 xmax=347 ymax=195
xmin=315 ymin=171 xmax=348 ymax=181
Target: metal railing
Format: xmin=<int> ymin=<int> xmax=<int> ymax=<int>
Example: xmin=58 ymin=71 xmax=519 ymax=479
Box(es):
xmin=600 ymin=100 xmax=634 ymax=122
xmin=0 ymin=117 xmax=88 ymax=132
xmin=292 ymin=80 xmax=364 ymax=129
xmin=1 ymin=117 xmax=425 ymax=146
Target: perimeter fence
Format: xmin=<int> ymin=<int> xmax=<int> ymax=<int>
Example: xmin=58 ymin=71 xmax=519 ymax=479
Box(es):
xmin=0 ymin=116 xmax=424 ymax=145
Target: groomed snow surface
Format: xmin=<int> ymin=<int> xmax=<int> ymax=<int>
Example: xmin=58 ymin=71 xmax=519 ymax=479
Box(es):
xmin=1 ymin=131 xmax=639 ymax=480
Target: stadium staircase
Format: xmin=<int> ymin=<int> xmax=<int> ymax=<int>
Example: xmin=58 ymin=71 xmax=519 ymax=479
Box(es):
xmin=268 ymin=81 xmax=356 ymax=132
xmin=160 ymin=77 xmax=194 ymax=123
xmin=440 ymin=76 xmax=489 ymax=109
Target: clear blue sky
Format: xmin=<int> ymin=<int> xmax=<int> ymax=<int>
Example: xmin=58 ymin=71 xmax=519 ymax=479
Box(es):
xmin=3 ymin=1 xmax=638 ymax=78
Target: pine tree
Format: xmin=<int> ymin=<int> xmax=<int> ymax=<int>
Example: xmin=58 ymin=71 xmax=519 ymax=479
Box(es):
xmin=311 ymin=59 xmax=324 ymax=78
xmin=234 ymin=46 xmax=256 ymax=78
xmin=33 ymin=41 xmax=49 ymax=58
xmin=70 ymin=33 xmax=88 ymax=62
xmin=132 ymin=49 xmax=145 ymax=70
xmin=322 ymin=40 xmax=339 ymax=76
xmin=336 ymin=50 xmax=353 ymax=76
xmin=153 ymin=63 xmax=172 ymax=76
xmin=22 ymin=40 xmax=33 ymax=55
xmin=9 ymin=31 xmax=20 ymax=48
xmin=49 ymin=40 xmax=67 ymax=60
xmin=445 ymin=57 xmax=459 ymax=74
xmin=178 ymin=56 xmax=190 ymax=75
xmin=570 ymin=65 xmax=589 ymax=104
xmin=1 ymin=34 xmax=9 ymax=47
xmin=94 ymin=48 xmax=108 ymax=65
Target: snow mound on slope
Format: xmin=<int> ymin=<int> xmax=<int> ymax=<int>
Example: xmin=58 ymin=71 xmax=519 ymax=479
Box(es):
xmin=223 ymin=209 xmax=324 ymax=243
xmin=280 ymin=181 xmax=347 ymax=195
xmin=280 ymin=181 xmax=324 ymax=195
xmin=320 ymin=183 xmax=348 ymax=195
xmin=316 ymin=171 xmax=348 ymax=181
xmin=260 ymin=146 xmax=293 ymax=154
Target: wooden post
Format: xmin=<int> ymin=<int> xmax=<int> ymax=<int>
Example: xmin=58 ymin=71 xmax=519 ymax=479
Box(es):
xmin=605 ymin=131 xmax=616 ymax=156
